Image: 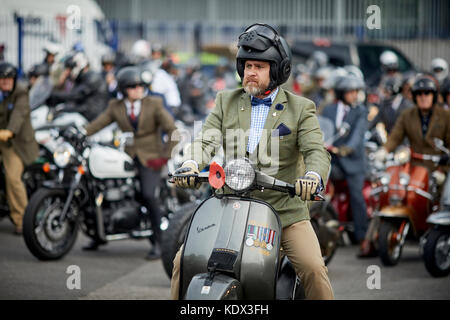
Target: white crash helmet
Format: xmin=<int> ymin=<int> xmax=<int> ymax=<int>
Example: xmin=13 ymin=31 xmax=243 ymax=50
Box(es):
xmin=43 ymin=40 xmax=62 ymax=56
xmin=380 ymin=50 xmax=399 ymax=71
xmin=431 ymin=58 xmax=449 ymax=83
xmin=131 ymin=40 xmax=151 ymax=62
xmin=66 ymin=52 xmax=89 ymax=80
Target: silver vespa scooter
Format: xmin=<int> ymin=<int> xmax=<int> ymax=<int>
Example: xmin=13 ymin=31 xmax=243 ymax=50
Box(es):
xmin=170 ymin=158 xmax=324 ymax=300
xmin=422 ymin=138 xmax=450 ymax=277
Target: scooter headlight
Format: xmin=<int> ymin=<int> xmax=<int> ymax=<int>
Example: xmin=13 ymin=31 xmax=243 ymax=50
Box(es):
xmin=53 ymin=142 xmax=75 ymax=168
xmin=394 ymin=147 xmax=411 ymax=165
xmin=224 ymin=158 xmax=255 ymax=192
xmin=399 ymin=172 xmax=410 ymax=186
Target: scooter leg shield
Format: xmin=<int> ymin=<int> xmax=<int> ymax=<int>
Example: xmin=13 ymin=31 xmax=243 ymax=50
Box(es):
xmin=184 ymin=273 xmax=243 ymax=300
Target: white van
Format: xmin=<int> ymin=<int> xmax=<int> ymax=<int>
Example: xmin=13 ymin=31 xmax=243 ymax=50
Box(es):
xmin=0 ymin=0 xmax=112 ymax=73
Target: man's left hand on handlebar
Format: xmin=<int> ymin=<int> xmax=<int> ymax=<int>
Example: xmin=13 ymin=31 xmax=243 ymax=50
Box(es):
xmin=295 ymin=173 xmax=321 ymax=201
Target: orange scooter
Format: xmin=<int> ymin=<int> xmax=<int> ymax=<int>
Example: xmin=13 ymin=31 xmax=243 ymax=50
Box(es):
xmin=376 ymin=146 xmax=442 ymax=266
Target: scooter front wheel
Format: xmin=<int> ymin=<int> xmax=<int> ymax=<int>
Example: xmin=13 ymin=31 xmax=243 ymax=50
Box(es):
xmin=23 ymin=188 xmax=79 ymax=260
xmin=161 ymin=202 xmax=197 ymax=278
xmin=423 ymin=228 xmax=450 ymax=277
xmin=378 ymin=220 xmax=407 ymax=266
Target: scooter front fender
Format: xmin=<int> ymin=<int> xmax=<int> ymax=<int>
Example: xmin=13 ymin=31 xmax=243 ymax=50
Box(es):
xmin=180 ymin=196 xmax=281 ymax=300
xmin=185 ymin=273 xmax=242 ymax=300
xmin=426 ymin=212 xmax=450 ymax=226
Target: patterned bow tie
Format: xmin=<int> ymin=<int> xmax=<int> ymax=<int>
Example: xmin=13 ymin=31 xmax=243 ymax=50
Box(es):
xmin=251 ymin=96 xmax=272 ymax=107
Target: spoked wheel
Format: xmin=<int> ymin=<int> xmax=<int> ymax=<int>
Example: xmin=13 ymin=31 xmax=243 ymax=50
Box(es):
xmin=23 ymin=188 xmax=79 ymax=260
xmin=378 ymin=219 xmax=409 ymax=266
xmin=423 ymin=229 xmax=450 ymax=277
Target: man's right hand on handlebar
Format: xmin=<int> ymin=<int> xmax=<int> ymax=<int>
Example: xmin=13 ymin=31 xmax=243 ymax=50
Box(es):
xmin=173 ymin=161 xmax=200 ymax=188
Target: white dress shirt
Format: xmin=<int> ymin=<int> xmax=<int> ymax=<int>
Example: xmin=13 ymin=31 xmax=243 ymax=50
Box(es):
xmin=124 ymin=99 xmax=142 ymax=117
xmin=335 ymin=101 xmax=350 ymax=129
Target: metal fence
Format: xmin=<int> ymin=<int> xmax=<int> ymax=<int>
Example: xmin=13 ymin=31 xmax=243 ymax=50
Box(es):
xmin=1 ymin=0 xmax=450 ymax=73
xmin=103 ymin=0 xmax=450 ymax=69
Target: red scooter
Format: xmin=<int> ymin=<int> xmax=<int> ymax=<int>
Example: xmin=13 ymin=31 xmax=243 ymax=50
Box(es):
xmin=375 ymin=146 xmax=442 ymax=266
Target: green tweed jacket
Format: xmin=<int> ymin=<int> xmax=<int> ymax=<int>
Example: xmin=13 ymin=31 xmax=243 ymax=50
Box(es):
xmin=185 ymin=87 xmax=331 ymax=228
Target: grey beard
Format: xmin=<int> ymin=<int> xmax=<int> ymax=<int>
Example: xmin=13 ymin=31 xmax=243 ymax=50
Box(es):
xmin=244 ymin=84 xmax=265 ymax=97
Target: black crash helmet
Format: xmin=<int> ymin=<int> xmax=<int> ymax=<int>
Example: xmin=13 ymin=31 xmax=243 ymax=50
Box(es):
xmin=411 ymin=74 xmax=439 ymax=104
xmin=116 ymin=66 xmax=145 ymax=95
xmin=0 ymin=62 xmax=17 ymax=79
xmin=236 ymin=23 xmax=292 ymax=91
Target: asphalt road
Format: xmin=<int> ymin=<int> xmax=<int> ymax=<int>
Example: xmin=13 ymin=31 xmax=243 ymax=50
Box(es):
xmin=0 ymin=217 xmax=448 ymax=300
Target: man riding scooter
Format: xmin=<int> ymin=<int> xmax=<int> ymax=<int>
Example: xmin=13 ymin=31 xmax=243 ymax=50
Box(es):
xmin=375 ymin=74 xmax=450 ymax=190
xmin=171 ymin=23 xmax=334 ymax=300
xmin=373 ymin=74 xmax=450 ymax=265
xmin=319 ymin=75 xmax=370 ymax=256
xmin=84 ymin=66 xmax=178 ymax=260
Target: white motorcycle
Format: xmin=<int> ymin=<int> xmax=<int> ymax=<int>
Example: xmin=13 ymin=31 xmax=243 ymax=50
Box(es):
xmin=22 ymin=126 xmax=153 ymax=260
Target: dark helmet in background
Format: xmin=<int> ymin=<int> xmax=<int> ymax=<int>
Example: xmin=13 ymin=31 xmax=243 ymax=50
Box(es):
xmin=0 ymin=62 xmax=17 ymax=80
xmin=116 ymin=66 xmax=145 ymax=95
xmin=0 ymin=62 xmax=18 ymax=92
xmin=381 ymin=75 xmax=403 ymax=96
xmin=236 ymin=23 xmax=292 ymax=91
xmin=411 ymin=74 xmax=439 ymax=104
xmin=27 ymin=63 xmax=50 ymax=79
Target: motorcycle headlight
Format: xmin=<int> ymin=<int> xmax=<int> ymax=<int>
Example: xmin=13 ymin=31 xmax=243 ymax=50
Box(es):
xmin=224 ymin=158 xmax=255 ymax=192
xmin=394 ymin=147 xmax=411 ymax=165
xmin=53 ymin=142 xmax=75 ymax=168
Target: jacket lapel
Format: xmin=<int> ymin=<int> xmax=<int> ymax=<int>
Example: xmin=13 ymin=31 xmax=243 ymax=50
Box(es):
xmin=118 ymin=101 xmax=134 ymax=132
xmin=238 ymin=92 xmax=252 ymax=149
xmin=342 ymin=106 xmax=356 ymax=127
xmin=262 ymin=88 xmax=288 ymax=133
xmin=424 ymin=107 xmax=439 ymax=141
xmin=137 ymin=99 xmax=147 ymax=132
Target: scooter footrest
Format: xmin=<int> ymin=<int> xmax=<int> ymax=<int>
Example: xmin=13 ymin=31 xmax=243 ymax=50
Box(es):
xmin=207 ymin=248 xmax=238 ymax=272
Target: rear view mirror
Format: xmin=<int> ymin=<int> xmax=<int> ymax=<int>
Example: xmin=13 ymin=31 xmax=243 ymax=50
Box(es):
xmin=433 ymin=138 xmax=450 ymax=154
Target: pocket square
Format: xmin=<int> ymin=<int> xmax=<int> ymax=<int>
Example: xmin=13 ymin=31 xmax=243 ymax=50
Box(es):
xmin=272 ymin=123 xmax=292 ymax=137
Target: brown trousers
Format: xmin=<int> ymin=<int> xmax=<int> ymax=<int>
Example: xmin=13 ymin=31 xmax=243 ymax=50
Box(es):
xmin=0 ymin=144 xmax=27 ymax=228
xmin=170 ymin=219 xmax=334 ymax=300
